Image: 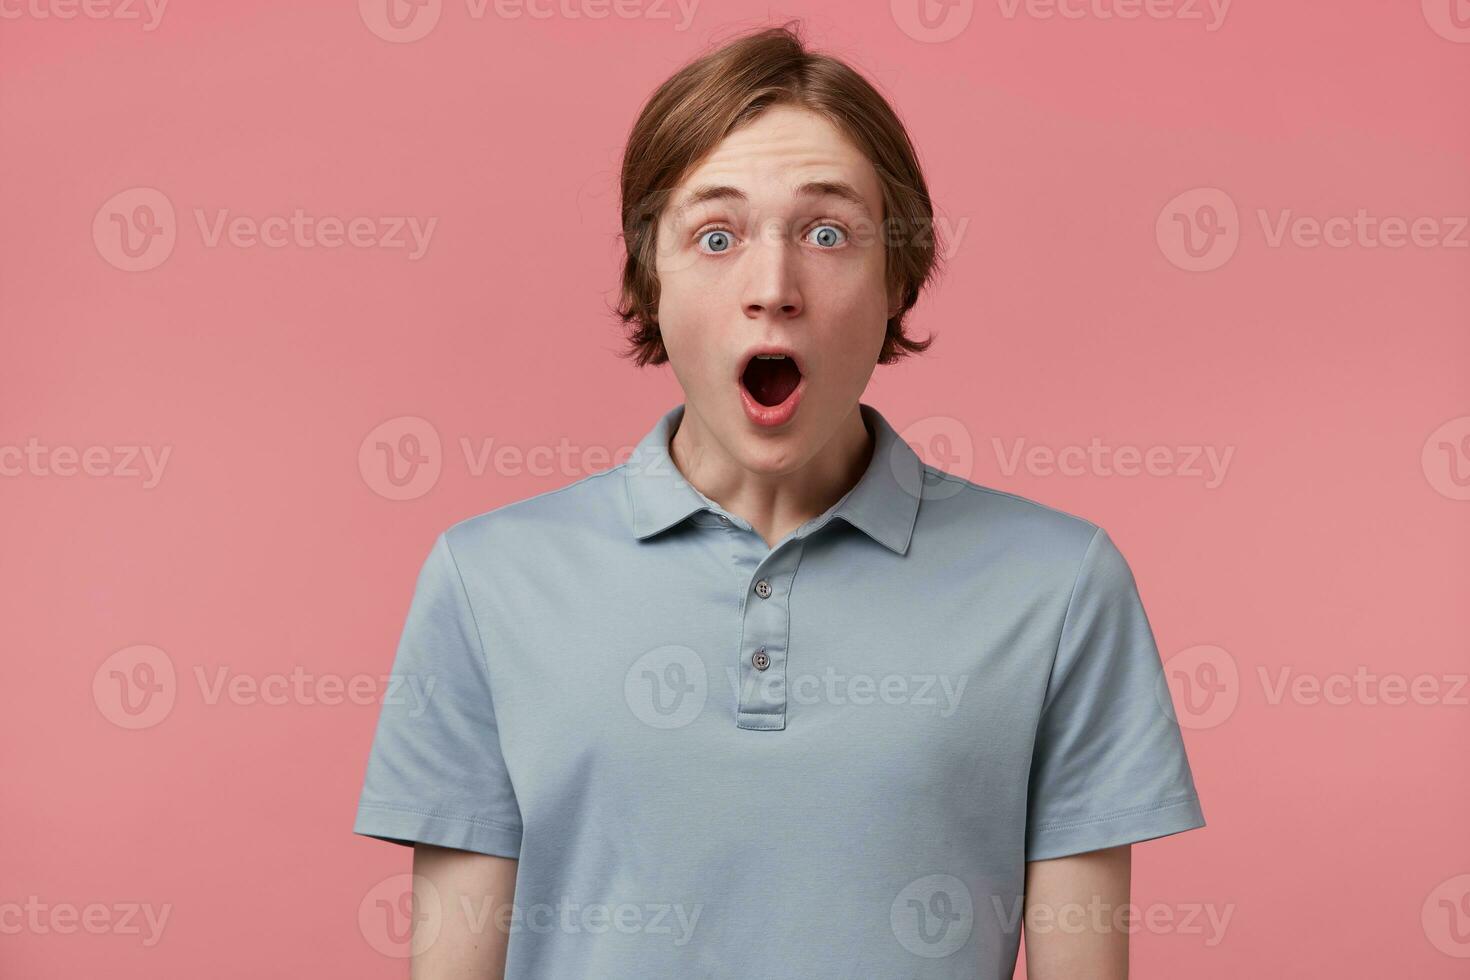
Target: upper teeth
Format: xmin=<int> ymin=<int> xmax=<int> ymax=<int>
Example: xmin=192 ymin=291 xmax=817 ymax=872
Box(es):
xmin=755 ymin=354 xmax=787 ymax=359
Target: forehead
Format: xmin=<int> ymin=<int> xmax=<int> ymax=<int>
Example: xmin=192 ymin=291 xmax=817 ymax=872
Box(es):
xmin=668 ymin=105 xmax=882 ymax=215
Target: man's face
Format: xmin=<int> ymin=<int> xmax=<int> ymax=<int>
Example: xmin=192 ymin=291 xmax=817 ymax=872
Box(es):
xmin=653 ymin=104 xmax=894 ymax=472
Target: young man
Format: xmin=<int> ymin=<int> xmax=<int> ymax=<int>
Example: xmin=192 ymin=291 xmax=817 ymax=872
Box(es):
xmin=354 ymin=23 xmax=1205 ymax=979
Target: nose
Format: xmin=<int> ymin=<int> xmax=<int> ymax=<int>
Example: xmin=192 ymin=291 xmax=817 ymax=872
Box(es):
xmin=741 ymin=218 xmax=803 ymax=320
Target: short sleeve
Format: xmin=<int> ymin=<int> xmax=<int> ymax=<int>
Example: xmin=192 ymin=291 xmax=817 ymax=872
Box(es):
xmin=353 ymin=532 xmax=523 ymax=858
xmin=1025 ymin=526 xmax=1206 ymax=861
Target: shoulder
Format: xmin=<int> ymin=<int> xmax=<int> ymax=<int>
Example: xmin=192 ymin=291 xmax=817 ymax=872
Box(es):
xmin=913 ymin=463 xmax=1110 ymax=575
xmin=919 ymin=463 xmax=1100 ymax=542
xmin=439 ymin=463 xmax=630 ymax=560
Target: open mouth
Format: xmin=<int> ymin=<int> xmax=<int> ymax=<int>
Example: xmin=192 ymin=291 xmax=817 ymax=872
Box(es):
xmin=740 ymin=352 xmax=803 ymax=407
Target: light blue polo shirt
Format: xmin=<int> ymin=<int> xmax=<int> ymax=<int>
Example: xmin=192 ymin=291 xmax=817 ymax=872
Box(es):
xmin=354 ymin=400 xmax=1205 ymax=978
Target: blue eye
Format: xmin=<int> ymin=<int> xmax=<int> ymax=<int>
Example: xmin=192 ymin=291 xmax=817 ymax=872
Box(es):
xmin=699 ymin=229 xmax=734 ymax=253
xmin=808 ymin=224 xmax=846 ymax=248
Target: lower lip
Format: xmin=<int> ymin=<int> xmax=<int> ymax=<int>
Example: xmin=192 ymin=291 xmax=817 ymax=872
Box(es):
xmin=739 ymin=372 xmax=805 ymax=428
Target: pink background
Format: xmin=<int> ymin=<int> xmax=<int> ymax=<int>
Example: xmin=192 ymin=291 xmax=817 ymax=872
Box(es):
xmin=3 ymin=1 xmax=1468 ymax=976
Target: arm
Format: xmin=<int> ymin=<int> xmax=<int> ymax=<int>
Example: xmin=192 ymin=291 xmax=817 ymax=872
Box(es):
xmin=1022 ymin=844 xmax=1131 ymax=980
xmin=411 ymin=844 xmax=519 ymax=980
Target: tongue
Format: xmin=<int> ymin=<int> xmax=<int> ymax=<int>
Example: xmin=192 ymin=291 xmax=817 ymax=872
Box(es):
xmin=744 ymin=358 xmax=801 ymax=407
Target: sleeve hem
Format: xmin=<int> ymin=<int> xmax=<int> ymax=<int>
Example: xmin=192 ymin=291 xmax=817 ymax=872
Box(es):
xmin=354 ymin=804 xmax=522 ymax=859
xmin=1025 ymin=795 xmax=1205 ymax=862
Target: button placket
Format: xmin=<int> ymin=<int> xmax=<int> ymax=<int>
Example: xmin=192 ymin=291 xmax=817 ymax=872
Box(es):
xmin=731 ymin=539 xmax=805 ymax=731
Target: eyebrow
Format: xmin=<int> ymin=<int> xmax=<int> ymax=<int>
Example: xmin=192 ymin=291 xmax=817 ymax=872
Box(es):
xmin=673 ymin=180 xmax=874 ymax=221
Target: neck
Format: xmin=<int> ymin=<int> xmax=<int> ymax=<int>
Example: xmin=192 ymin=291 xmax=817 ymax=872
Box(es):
xmin=669 ymin=402 xmax=873 ymax=549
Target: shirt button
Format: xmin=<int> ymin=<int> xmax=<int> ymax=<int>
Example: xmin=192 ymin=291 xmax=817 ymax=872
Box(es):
xmin=751 ymin=648 xmax=769 ymax=670
xmin=754 ymin=579 xmax=772 ymax=599
xmin=718 ymin=515 xmax=731 ymax=525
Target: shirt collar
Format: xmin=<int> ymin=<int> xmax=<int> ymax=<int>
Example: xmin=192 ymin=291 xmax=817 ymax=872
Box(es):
xmin=622 ymin=401 xmax=923 ymax=555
